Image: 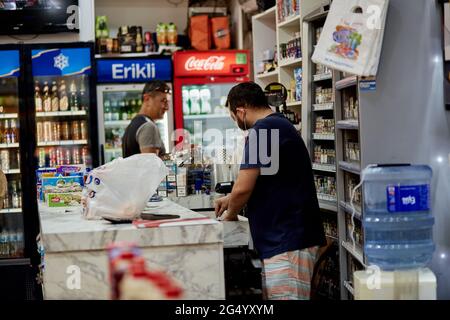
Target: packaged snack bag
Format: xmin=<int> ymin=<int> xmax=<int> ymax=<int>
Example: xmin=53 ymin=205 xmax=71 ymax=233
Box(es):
xmin=211 ymin=16 xmax=230 ymax=49
xmin=189 ymin=15 xmax=211 ymax=51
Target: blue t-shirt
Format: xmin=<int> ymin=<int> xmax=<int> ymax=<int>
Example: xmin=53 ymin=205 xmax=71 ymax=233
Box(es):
xmin=240 ymin=113 xmax=326 ymax=259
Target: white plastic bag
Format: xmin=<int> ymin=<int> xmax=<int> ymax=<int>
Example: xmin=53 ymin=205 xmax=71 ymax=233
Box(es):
xmin=82 ymin=154 xmax=168 ymax=221
xmin=311 ymin=0 xmax=389 ymax=77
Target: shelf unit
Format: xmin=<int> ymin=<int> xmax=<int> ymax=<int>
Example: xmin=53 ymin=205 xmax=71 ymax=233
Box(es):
xmin=36 ymin=110 xmax=87 ymax=117
xmin=37 ymin=140 xmax=88 ymax=147
xmin=252 ymin=4 xmax=302 ymax=134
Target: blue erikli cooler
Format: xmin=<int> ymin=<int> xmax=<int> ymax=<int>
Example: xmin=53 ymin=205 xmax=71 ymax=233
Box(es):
xmin=362 ymin=165 xmax=435 ymax=270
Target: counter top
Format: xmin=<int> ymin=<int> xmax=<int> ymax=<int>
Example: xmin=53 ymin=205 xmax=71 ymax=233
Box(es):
xmin=39 ymin=199 xmax=223 ymax=253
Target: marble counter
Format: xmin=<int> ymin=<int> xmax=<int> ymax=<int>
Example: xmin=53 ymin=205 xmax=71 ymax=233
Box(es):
xmin=39 ymin=199 xmax=225 ymax=300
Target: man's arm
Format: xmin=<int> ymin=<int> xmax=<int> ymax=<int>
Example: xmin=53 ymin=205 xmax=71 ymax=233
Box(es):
xmin=222 ymin=168 xmax=260 ymax=220
xmin=137 ymin=123 xmax=162 ymax=156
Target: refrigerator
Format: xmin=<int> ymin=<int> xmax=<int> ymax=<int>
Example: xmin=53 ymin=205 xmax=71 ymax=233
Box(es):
xmin=0 ymin=42 xmax=98 ymax=299
xmin=174 ymin=50 xmax=250 ymax=153
xmin=96 ymin=56 xmax=174 ymax=164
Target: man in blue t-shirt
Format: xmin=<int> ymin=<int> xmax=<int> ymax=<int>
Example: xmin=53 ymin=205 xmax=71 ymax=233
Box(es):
xmin=215 ymin=82 xmax=326 ymax=300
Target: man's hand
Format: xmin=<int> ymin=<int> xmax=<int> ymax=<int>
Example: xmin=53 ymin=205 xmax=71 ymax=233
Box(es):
xmin=215 ymin=195 xmax=230 ymax=218
xmin=220 ymin=210 xmax=239 ymax=221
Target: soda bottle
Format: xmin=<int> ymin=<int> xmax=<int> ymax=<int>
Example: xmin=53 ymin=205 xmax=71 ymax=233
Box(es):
xmin=182 ymin=88 xmax=190 ymax=115
xmin=199 ymin=86 xmax=212 ymax=114
xmin=62 ymin=121 xmax=70 ymax=140
xmin=79 ymin=76 xmax=87 ymax=111
xmin=59 ymin=80 xmax=69 ymax=111
xmin=72 ymin=121 xmax=80 ymax=140
xmin=189 ymin=87 xmax=201 ymax=115
xmin=51 ymin=81 xmax=59 ymax=112
xmin=35 ymin=81 xmax=43 ymax=112
xmin=80 ymin=121 xmax=88 ymax=140
xmin=156 ymin=22 xmax=167 ymax=46
xmin=104 ymin=99 xmax=112 ymax=121
xmin=144 ymin=32 xmax=155 ymax=53
xmin=167 ymin=22 xmax=178 ymax=46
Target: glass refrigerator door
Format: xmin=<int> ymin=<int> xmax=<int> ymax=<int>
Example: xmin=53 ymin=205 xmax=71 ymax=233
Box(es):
xmin=31 ymin=48 xmax=94 ymax=170
xmin=99 ymin=84 xmax=172 ymax=164
xmin=0 ymin=50 xmax=25 ymax=260
xmin=182 ymin=83 xmax=241 ymax=160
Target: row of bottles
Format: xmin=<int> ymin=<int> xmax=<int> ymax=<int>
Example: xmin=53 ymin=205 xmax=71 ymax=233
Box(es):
xmin=35 ymin=77 xmax=88 ymax=112
xmin=0 ymin=149 xmax=20 ymax=172
xmin=104 ymin=98 xmax=140 ymax=122
xmin=0 ymin=225 xmax=24 ymax=258
xmin=0 ymin=119 xmax=19 ymax=144
xmin=182 ymin=86 xmax=212 ymax=115
xmin=3 ymin=180 xmax=22 ymax=210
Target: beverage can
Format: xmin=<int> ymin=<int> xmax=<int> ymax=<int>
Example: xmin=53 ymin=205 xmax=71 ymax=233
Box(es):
xmin=62 ymin=121 xmax=70 ymax=140
xmin=38 ymin=148 xmax=46 ymax=168
xmin=56 ymin=148 xmax=63 ymax=166
xmin=72 ymin=121 xmax=80 ymax=140
xmin=72 ymin=147 xmax=81 ymax=165
xmin=49 ymin=148 xmax=57 ymax=167
xmin=37 ymin=122 xmax=43 ymax=143
xmin=81 ymin=147 xmax=89 ymax=166
xmin=44 ymin=121 xmax=52 ymax=142
xmin=80 ymin=121 xmax=88 ymax=140
xmin=51 ymin=122 xmax=58 ymax=142
xmin=65 ymin=148 xmax=71 ymax=165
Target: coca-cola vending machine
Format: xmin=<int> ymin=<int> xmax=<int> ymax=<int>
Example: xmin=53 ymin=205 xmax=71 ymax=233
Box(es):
xmin=173 ymin=50 xmax=250 ymax=151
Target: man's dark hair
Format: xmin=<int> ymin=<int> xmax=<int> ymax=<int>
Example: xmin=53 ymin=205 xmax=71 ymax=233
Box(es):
xmin=142 ymin=80 xmax=171 ymax=98
xmin=226 ymin=82 xmax=269 ymax=113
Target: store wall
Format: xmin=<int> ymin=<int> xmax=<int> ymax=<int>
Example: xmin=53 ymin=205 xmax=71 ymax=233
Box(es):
xmin=359 ymin=0 xmax=450 ymax=299
xmin=0 ymin=0 xmax=95 ymax=44
xmin=95 ymin=0 xmax=189 ymax=36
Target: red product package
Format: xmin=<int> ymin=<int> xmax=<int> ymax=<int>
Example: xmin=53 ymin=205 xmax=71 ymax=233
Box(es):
xmin=189 ymin=15 xmax=211 ymax=51
xmin=211 ymin=16 xmax=231 ymax=49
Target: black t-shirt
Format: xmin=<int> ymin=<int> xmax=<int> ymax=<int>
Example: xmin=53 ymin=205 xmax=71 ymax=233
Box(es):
xmin=240 ymin=113 xmax=326 ymax=259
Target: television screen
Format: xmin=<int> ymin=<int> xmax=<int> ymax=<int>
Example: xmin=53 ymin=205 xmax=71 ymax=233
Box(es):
xmin=0 ymin=0 xmax=79 ymax=35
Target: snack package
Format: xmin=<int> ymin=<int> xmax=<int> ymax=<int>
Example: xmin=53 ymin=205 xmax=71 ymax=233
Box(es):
xmin=189 ymin=15 xmax=210 ymax=51
xmin=211 ymin=16 xmax=230 ymax=49
xmin=294 ymin=67 xmax=303 ymax=102
xmin=41 ymin=175 xmax=84 ymax=203
xmin=47 ymin=193 xmax=82 ymax=207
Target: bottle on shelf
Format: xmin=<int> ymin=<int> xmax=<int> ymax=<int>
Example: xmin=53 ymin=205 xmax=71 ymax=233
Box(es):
xmin=182 ymin=88 xmax=191 ymax=116
xmin=79 ymin=76 xmax=87 ymax=111
xmin=51 ymin=81 xmax=59 ymax=112
xmin=11 ymin=181 xmax=19 ymax=209
xmin=10 ymin=119 xmax=17 ymax=144
xmin=121 ymin=100 xmax=129 ymax=121
xmin=104 ymin=99 xmax=112 ymax=122
xmin=80 ymin=121 xmax=88 ymax=141
xmin=199 ymin=86 xmax=212 ymax=115
xmin=0 ymin=228 xmax=8 ymax=258
xmin=69 ymin=80 xmax=79 ymax=111
xmin=4 ymin=119 xmax=11 ymax=144
xmin=16 ymin=227 xmax=24 ymax=257
xmin=189 ymin=87 xmax=201 ymax=115
xmin=136 ymin=27 xmax=144 ymax=53
xmin=35 ymin=81 xmax=43 ymax=112
xmin=43 ymin=81 xmax=51 ymax=112
xmin=111 ymin=100 xmax=120 ymax=121
xmin=59 ymin=80 xmax=69 ymax=112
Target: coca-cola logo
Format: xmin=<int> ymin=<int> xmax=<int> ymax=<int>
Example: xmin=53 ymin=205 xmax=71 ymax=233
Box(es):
xmin=184 ymin=56 xmax=226 ymax=71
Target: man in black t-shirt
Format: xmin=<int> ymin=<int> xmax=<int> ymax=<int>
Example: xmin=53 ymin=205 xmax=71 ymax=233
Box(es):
xmin=215 ymin=82 xmax=326 ymax=300
xmin=122 ymin=80 xmax=170 ymax=158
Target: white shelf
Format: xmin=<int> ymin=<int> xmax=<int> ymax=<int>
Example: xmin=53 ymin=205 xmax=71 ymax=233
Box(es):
xmin=342 ymin=241 xmax=364 ymax=265
xmin=336 ymin=76 xmax=358 ymax=90
xmin=0 ymin=208 xmax=22 ymax=214
xmin=344 ymin=280 xmax=355 ymax=296
xmin=312 ymin=103 xmax=334 ymax=111
xmin=104 ymin=120 xmax=130 ymax=127
xmin=3 ymin=169 xmax=20 ymax=175
xmin=0 ymin=113 xmax=18 ymax=119
xmin=317 ymin=193 xmax=337 ymax=203
xmin=253 ymin=6 xmax=276 ymax=22
xmin=312 ymin=163 xmax=336 ymax=173
xmin=0 ymin=143 xmax=19 ymax=149
xmin=313 ymin=73 xmax=333 ymax=82
xmin=278 ymin=57 xmax=302 ymax=68
xmin=340 ymin=201 xmax=362 ymax=220
xmin=37 ymin=140 xmax=88 ymax=147
xmin=277 ymin=14 xmax=301 ymax=28
xmin=319 ymin=200 xmax=338 ymax=212
xmin=337 ymin=120 xmax=359 ymax=130
xmin=184 ymin=114 xmax=230 ymax=120
xmin=339 ymin=161 xmax=361 ymax=175
xmin=255 ymin=69 xmax=279 ymax=79
xmin=286 ymin=100 xmax=302 ymax=107
xmin=36 ymin=111 xmax=87 ymax=117
xmin=312 ymin=133 xmax=335 ymax=141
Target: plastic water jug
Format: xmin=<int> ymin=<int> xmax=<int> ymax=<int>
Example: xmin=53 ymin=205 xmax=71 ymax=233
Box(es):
xmin=362 ymin=165 xmax=435 ymax=270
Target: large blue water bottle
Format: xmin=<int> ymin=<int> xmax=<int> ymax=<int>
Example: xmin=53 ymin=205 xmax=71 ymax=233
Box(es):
xmin=362 ymin=165 xmax=435 ymax=270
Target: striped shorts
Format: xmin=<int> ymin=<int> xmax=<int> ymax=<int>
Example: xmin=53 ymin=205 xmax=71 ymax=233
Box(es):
xmin=261 ymin=247 xmax=319 ymax=300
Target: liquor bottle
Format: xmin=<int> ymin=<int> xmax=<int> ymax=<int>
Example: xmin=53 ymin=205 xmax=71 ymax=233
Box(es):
xmin=4 ymin=120 xmax=11 ymax=144
xmin=104 ymin=99 xmax=112 ymax=121
xmin=35 ymin=81 xmax=43 ymax=112
xmin=10 ymin=119 xmax=17 ymax=144
xmin=136 ymin=27 xmax=144 ymax=53
xmin=69 ymin=80 xmax=79 ymax=111
xmin=51 ymin=81 xmax=59 ymax=112
xmin=59 ymin=80 xmax=69 ymax=111
xmin=79 ymin=76 xmax=87 ymax=111
xmin=43 ymin=81 xmax=51 ymax=112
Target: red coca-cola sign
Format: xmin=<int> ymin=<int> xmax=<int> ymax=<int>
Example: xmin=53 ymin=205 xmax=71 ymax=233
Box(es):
xmin=174 ymin=50 xmax=249 ymax=77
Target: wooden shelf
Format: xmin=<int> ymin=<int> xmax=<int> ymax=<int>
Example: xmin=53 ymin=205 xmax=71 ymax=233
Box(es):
xmin=255 ymin=69 xmax=279 ymax=79
xmin=286 ymin=100 xmax=302 ymax=107
xmin=336 ymin=76 xmax=358 ymax=90
xmin=278 ymin=57 xmax=302 ymax=68
xmin=253 ymin=6 xmax=276 ymax=22
xmin=339 ymin=161 xmax=361 ymax=175
xmin=277 ymin=14 xmax=301 ymax=28
xmin=313 ymin=73 xmax=333 ymax=82
xmin=336 ymin=120 xmax=359 ymax=130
